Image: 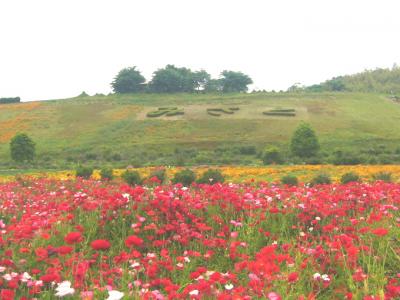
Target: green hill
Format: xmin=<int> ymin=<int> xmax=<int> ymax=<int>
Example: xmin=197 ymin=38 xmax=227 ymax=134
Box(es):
xmin=1 ymin=92 xmax=400 ymax=168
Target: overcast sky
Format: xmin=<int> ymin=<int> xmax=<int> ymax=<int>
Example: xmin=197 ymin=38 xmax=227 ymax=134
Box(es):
xmin=1 ymin=0 xmax=399 ymax=101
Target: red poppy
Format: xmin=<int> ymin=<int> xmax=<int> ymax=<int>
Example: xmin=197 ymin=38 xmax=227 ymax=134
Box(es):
xmin=0 ymin=289 xmax=15 ymax=300
xmin=91 ymin=239 xmax=111 ymax=250
xmin=125 ymin=235 xmax=143 ymax=248
xmin=371 ymin=228 xmax=389 ymax=236
xmin=64 ymin=232 xmax=83 ymax=244
xmin=288 ymin=272 xmax=299 ymax=283
xmin=57 ymin=245 xmax=74 ymax=255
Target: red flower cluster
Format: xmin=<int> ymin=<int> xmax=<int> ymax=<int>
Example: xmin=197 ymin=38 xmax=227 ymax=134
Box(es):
xmin=0 ymin=178 xmax=398 ymax=299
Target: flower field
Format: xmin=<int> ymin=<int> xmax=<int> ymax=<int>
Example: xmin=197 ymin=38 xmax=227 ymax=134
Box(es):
xmin=0 ymin=178 xmax=399 ymax=299
xmin=2 ymin=165 xmax=400 ymax=184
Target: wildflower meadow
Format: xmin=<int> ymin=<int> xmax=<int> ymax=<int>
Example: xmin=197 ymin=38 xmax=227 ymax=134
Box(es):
xmin=0 ymin=176 xmax=399 ymax=299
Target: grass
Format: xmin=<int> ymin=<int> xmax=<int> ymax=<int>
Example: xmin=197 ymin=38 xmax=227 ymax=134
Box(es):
xmin=1 ymin=92 xmax=400 ymax=167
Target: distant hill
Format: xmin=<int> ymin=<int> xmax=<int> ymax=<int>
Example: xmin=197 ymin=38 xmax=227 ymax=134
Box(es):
xmin=305 ymin=65 xmax=400 ymax=93
xmin=1 ymin=92 xmax=400 ymax=168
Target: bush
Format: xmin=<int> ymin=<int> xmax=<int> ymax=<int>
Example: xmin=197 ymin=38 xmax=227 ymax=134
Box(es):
xmin=262 ymin=147 xmax=284 ymax=164
xmin=10 ymin=133 xmax=36 ymax=162
xmin=280 ymin=175 xmax=298 ymax=186
xmin=340 ymin=172 xmax=360 ymax=184
xmin=149 ymin=168 xmax=166 ymax=184
xmin=100 ymin=168 xmax=114 ymax=180
xmin=75 ymin=165 xmax=93 ymax=179
xmin=122 ymin=170 xmax=142 ymax=186
xmin=172 ymin=169 xmax=196 ymax=186
xmin=197 ymin=169 xmax=225 ymax=185
xmin=290 ymin=122 xmax=320 ymax=158
xmin=310 ymin=173 xmax=331 ymax=186
xmin=372 ymin=172 xmax=392 ymax=183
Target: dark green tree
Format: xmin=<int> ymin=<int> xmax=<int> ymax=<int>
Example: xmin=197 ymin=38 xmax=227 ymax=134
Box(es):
xmin=204 ymin=79 xmax=223 ymax=92
xmin=149 ymin=65 xmax=195 ymax=93
xmin=10 ymin=133 xmax=36 ymax=162
xmin=111 ymin=67 xmax=146 ymax=93
xmin=290 ymin=123 xmax=320 ymax=158
xmin=220 ymin=70 xmax=253 ymax=92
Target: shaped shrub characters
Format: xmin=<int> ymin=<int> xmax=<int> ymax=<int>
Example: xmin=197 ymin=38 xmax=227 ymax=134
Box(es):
xmin=146 ymin=107 xmax=184 ymax=118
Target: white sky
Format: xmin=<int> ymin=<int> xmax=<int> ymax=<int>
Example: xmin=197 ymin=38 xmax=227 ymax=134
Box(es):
xmin=0 ymin=0 xmax=399 ymax=101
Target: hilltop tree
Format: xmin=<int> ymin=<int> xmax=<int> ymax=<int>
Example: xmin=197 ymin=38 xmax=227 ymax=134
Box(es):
xmin=290 ymin=123 xmax=320 ymax=158
xmin=220 ymin=70 xmax=253 ymax=92
xmin=192 ymin=70 xmax=211 ymax=91
xmin=149 ymin=65 xmax=195 ymax=93
xmin=10 ymin=133 xmax=36 ymax=162
xmin=111 ymin=67 xmax=146 ymax=93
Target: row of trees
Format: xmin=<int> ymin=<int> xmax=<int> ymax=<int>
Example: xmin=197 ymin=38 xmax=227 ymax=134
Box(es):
xmin=301 ymin=64 xmax=400 ymax=93
xmin=111 ymin=65 xmax=253 ymax=94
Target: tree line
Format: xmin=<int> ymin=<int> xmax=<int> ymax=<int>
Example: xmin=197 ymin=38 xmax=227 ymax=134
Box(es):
xmin=111 ymin=65 xmax=253 ymax=94
xmin=295 ymin=64 xmax=400 ymax=93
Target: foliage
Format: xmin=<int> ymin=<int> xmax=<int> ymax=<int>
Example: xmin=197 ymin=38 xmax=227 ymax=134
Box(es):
xmin=149 ymin=65 xmax=210 ymax=93
xmin=0 ymin=97 xmax=20 ymax=104
xmin=220 ymin=70 xmax=253 ymax=92
xmin=332 ymin=151 xmax=364 ymax=165
xmin=100 ymin=167 xmax=114 ymax=180
xmin=111 ymin=66 xmax=146 ymax=93
xmin=280 ymin=174 xmax=298 ymax=186
xmin=197 ymin=169 xmax=225 ymax=184
xmin=148 ymin=168 xmax=166 ymax=184
xmin=172 ymin=168 xmax=196 ymax=186
xmin=262 ymin=147 xmax=284 ymax=164
xmin=340 ymin=172 xmax=361 ymax=184
xmin=75 ymin=165 xmax=93 ymax=179
xmin=305 ymin=64 xmax=400 ymax=93
xmin=290 ymin=122 xmax=320 ymax=158
xmin=9 ymin=133 xmax=35 ymax=162
xmin=372 ymin=172 xmax=392 ymax=183
xmin=122 ymin=170 xmax=142 ymax=185
xmin=310 ymin=173 xmax=331 ymax=186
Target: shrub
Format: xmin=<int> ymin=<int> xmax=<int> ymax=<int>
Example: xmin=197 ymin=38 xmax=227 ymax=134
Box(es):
xmin=75 ymin=165 xmax=93 ymax=179
xmin=149 ymin=168 xmax=166 ymax=184
xmin=100 ymin=168 xmax=114 ymax=180
xmin=340 ymin=172 xmax=360 ymax=184
xmin=280 ymin=175 xmax=298 ymax=186
xmin=372 ymin=172 xmax=392 ymax=183
xmin=197 ymin=169 xmax=225 ymax=185
xmin=290 ymin=122 xmax=320 ymax=158
xmin=172 ymin=169 xmax=196 ymax=186
xmin=310 ymin=173 xmax=331 ymax=186
xmin=263 ymin=111 xmax=296 ymax=117
xmin=262 ymin=147 xmax=284 ymax=164
xmin=10 ymin=133 xmax=36 ymax=162
xmin=122 ymin=170 xmax=142 ymax=186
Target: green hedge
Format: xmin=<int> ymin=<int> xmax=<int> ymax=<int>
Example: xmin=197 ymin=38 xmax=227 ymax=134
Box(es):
xmin=263 ymin=111 xmax=296 ymax=117
xmin=147 ymin=107 xmax=184 ymax=118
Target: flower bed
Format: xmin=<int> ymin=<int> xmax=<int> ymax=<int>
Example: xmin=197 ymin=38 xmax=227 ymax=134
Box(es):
xmin=0 ymin=179 xmax=399 ymax=299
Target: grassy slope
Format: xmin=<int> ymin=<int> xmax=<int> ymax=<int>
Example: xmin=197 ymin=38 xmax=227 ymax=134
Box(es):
xmin=0 ymin=92 xmax=399 ymax=164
